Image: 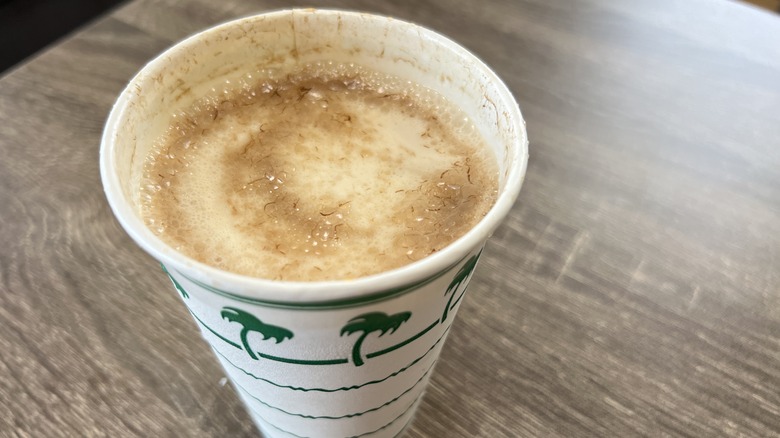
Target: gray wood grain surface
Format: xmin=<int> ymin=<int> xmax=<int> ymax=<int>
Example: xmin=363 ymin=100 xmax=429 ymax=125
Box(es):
xmin=2 ymin=0 xmax=779 ymax=436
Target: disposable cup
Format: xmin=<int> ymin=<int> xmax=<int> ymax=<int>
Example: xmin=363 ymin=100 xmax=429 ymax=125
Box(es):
xmin=100 ymin=9 xmax=528 ymax=438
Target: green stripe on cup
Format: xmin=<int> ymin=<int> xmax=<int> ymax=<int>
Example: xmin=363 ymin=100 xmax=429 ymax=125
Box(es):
xmin=249 ymin=391 xmax=423 ymax=438
xmin=365 ymin=320 xmax=438 ymax=359
xmin=168 ymin=250 xmax=473 ymax=310
xmin=208 ymin=325 xmax=452 ymax=392
xmin=234 ymin=359 xmax=435 ymax=419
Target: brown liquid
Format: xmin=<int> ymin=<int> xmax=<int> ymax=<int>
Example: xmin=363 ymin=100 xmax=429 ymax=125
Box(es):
xmin=141 ymin=64 xmax=498 ymax=281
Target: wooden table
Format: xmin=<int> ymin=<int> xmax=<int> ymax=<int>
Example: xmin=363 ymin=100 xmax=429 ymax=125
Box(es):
xmin=2 ymin=0 xmax=779 ymax=436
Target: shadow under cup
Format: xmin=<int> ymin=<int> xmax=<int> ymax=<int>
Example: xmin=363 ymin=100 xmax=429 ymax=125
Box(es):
xmin=100 ymin=9 xmax=528 ymax=438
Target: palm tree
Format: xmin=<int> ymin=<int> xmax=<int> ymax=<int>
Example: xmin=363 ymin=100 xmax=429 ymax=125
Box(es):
xmin=441 ymin=251 xmax=482 ymax=323
xmin=221 ymin=307 xmax=294 ymax=360
xmin=340 ymin=312 xmax=411 ymax=366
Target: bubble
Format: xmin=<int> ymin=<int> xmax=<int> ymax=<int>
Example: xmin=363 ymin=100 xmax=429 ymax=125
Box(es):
xmin=307 ymin=89 xmax=324 ymax=100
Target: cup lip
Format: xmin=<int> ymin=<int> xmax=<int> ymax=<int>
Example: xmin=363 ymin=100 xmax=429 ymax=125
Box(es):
xmin=100 ymin=8 xmax=528 ymax=304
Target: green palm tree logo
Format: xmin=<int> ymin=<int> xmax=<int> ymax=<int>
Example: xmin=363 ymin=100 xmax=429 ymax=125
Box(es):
xmin=441 ymin=251 xmax=482 ymax=323
xmin=221 ymin=307 xmax=294 ymax=360
xmin=340 ymin=312 xmax=411 ymax=367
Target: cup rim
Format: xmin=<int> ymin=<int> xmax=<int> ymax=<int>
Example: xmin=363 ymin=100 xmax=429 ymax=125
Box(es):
xmin=100 ymin=8 xmax=528 ymax=304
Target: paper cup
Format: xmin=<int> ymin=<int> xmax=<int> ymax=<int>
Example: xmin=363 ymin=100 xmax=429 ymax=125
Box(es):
xmin=101 ymin=9 xmax=527 ymax=438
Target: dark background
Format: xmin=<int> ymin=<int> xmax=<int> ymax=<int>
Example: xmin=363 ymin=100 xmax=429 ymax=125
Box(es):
xmin=1 ymin=0 xmax=777 ymax=75
xmin=0 ymin=0 xmax=126 ymax=73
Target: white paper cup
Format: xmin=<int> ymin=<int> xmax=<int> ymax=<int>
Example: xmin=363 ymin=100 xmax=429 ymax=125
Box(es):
xmin=101 ymin=9 xmax=528 ymax=438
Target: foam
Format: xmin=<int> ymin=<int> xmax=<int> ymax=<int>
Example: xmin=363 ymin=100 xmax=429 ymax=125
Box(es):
xmin=140 ymin=63 xmax=498 ymax=281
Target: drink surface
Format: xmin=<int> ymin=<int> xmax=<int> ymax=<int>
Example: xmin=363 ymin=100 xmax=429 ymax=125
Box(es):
xmin=141 ymin=63 xmax=498 ymax=281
